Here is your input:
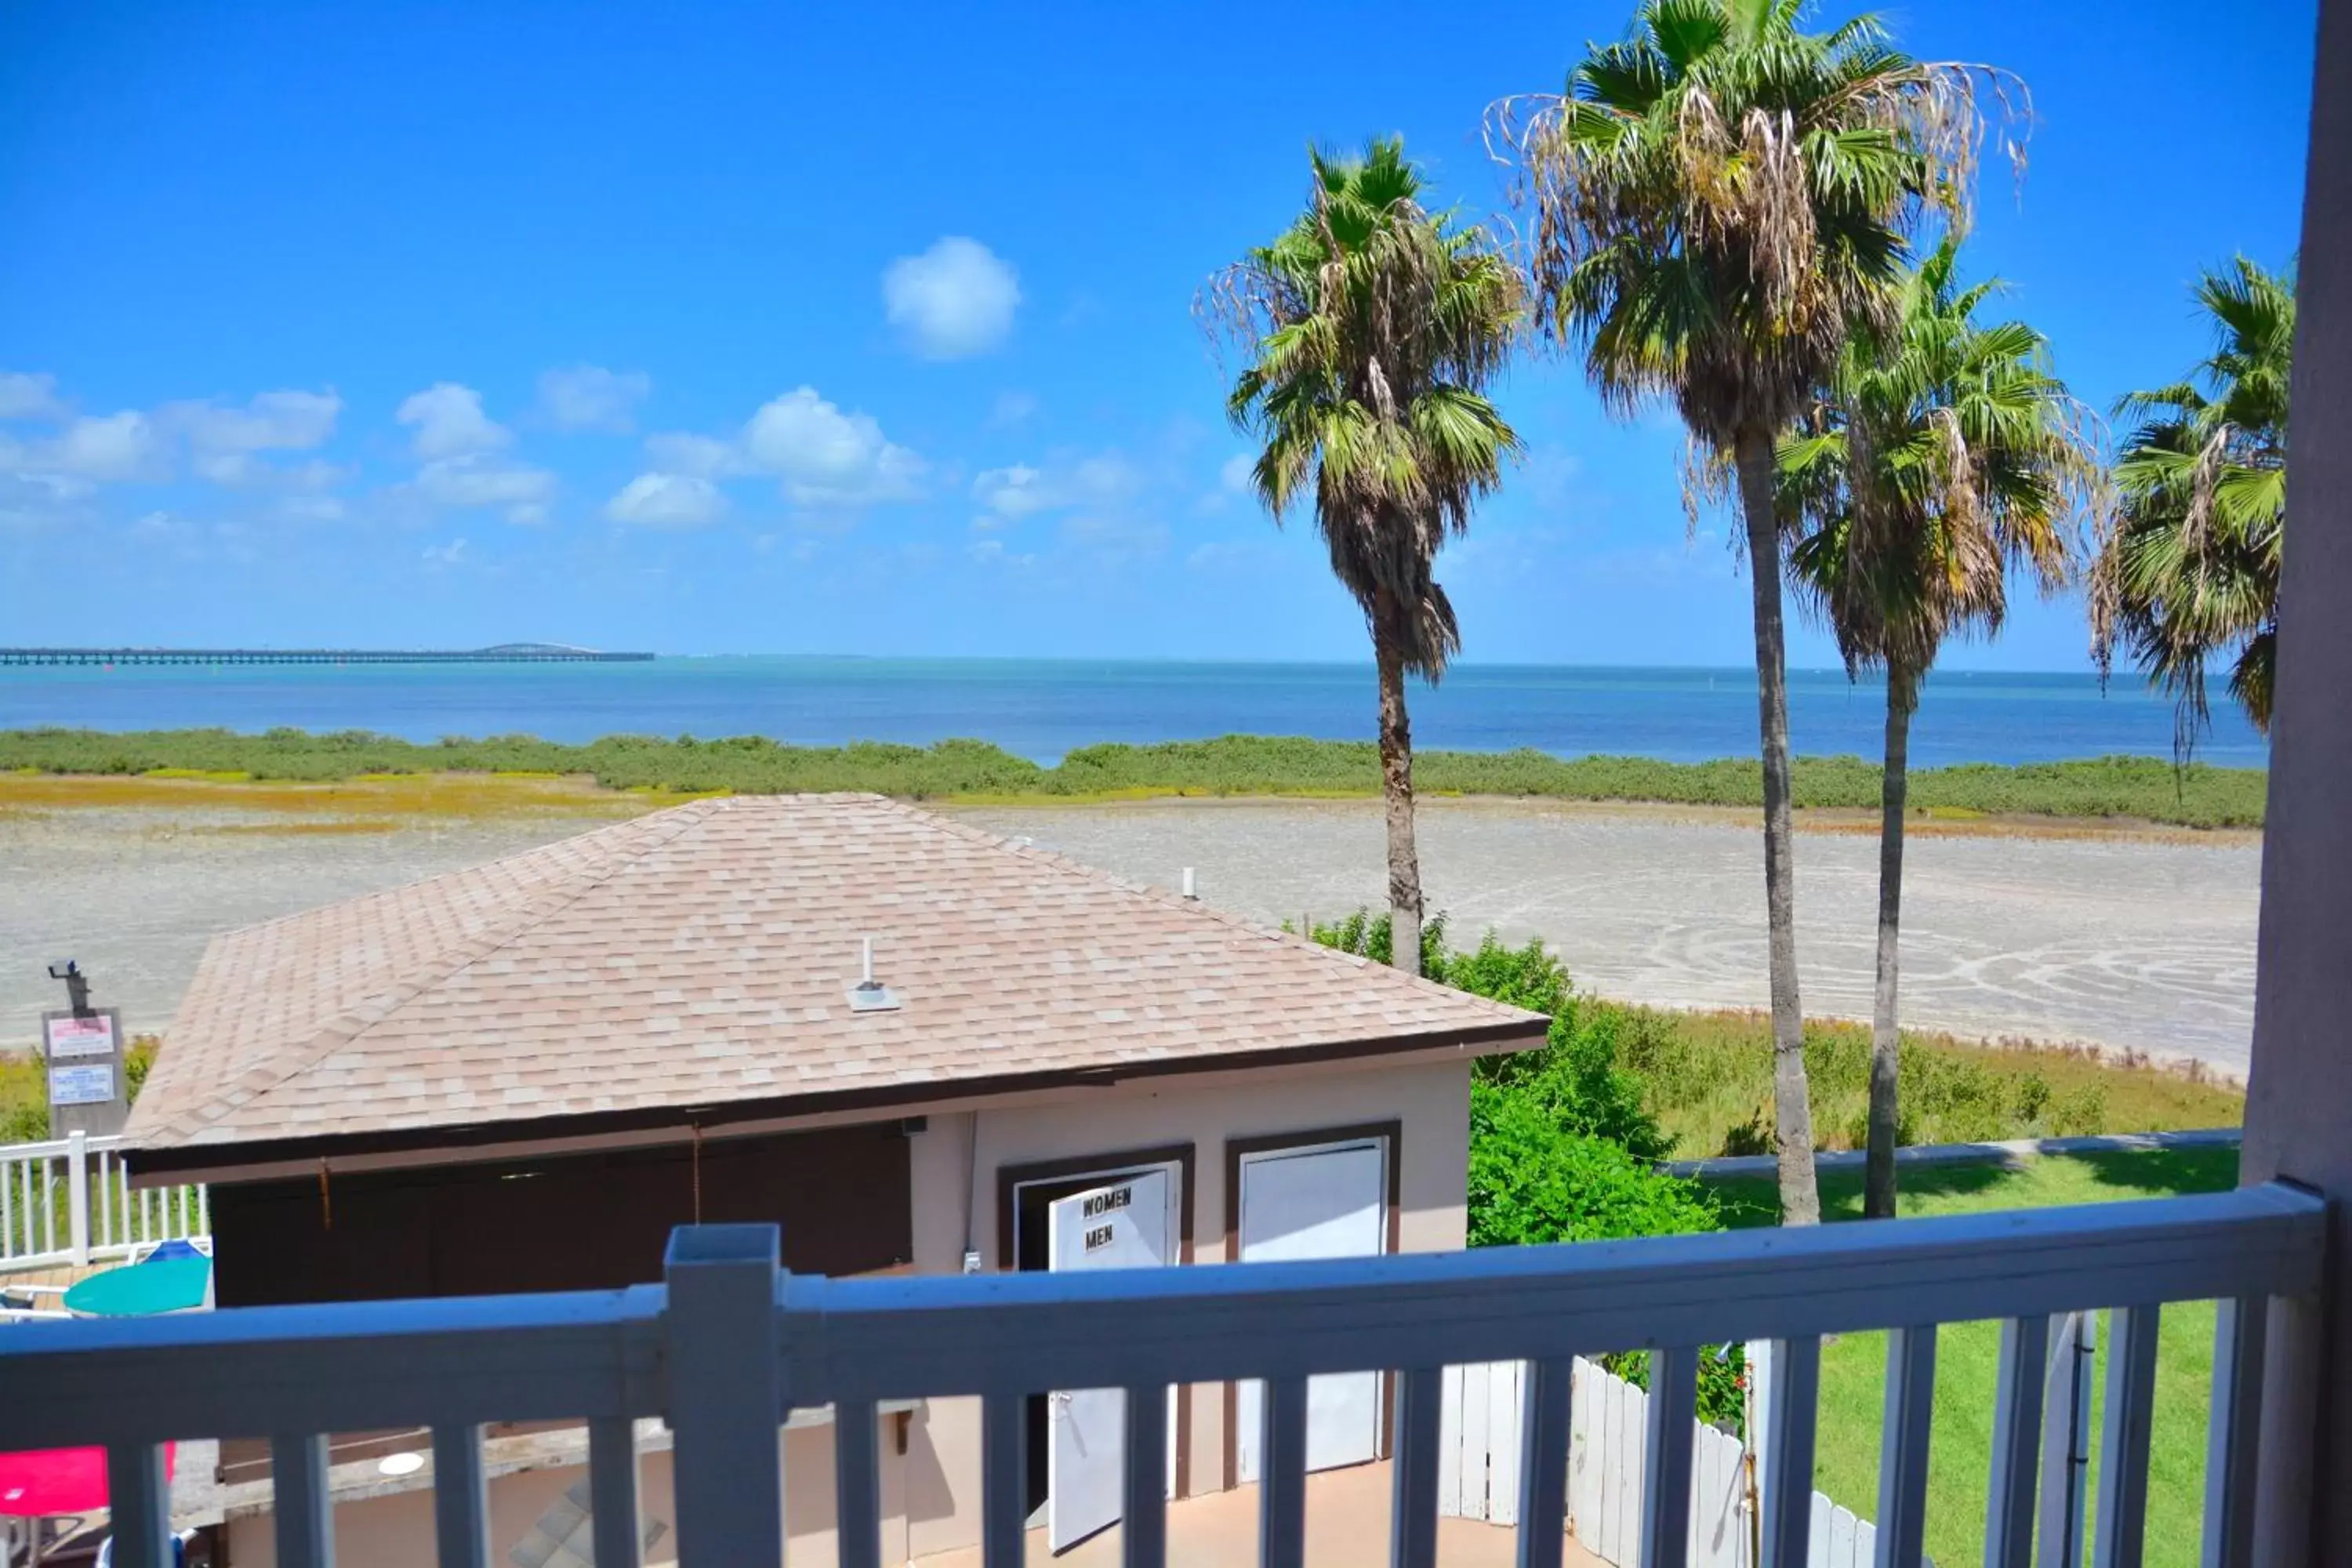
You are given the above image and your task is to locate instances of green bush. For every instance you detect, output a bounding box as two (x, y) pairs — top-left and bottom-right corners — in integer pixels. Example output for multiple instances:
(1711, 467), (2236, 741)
(1467, 1087), (1717, 1247)
(1598, 1343), (1749, 1432)
(1466, 1087), (1746, 1427)
(1299, 909), (1452, 976)
(2049, 1084), (2109, 1136)
(0, 1036), (157, 1142)
(1303, 913), (1671, 1160)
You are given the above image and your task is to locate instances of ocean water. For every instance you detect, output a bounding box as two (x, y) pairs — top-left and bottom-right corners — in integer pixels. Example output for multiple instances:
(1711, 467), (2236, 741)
(0, 658), (2270, 769)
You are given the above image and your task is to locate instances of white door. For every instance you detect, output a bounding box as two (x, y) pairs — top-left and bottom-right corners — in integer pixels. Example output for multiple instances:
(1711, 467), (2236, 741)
(1045, 1168), (1174, 1553)
(1234, 1142), (1386, 1482)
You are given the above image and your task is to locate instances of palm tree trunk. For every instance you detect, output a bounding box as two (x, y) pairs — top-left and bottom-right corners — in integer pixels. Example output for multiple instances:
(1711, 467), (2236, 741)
(1734, 426), (1820, 1227)
(1373, 609), (1425, 976)
(1864, 665), (1916, 1220)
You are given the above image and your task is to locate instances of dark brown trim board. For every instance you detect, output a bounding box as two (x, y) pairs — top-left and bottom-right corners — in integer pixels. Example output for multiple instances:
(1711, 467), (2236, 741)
(129, 1020), (1540, 1182)
(1219, 1120), (1402, 1490)
(995, 1141), (1197, 1497)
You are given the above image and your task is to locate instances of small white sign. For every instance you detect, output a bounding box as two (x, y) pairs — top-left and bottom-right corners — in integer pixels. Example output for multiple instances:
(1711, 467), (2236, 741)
(49, 1062), (115, 1107)
(45, 1013), (116, 1059)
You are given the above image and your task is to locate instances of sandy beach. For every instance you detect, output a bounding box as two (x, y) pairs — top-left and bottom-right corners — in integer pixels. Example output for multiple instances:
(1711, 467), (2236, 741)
(0, 794), (2260, 1072)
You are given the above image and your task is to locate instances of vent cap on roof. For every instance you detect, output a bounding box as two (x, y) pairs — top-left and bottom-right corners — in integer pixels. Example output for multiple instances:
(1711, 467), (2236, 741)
(848, 935), (902, 1013)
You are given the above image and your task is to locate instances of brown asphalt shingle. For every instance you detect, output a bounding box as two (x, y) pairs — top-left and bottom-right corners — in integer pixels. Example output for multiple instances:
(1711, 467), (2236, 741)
(128, 794), (1544, 1152)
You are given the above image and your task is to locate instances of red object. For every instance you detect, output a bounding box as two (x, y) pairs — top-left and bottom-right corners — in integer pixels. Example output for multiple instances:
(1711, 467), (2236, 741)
(0, 1445), (176, 1517)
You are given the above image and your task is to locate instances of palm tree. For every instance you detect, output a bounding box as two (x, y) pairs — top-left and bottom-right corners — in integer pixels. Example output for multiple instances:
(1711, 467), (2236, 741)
(1781, 237), (2089, 1218)
(2092, 257), (2292, 746)
(1497, 0), (2019, 1223)
(1210, 139), (1523, 975)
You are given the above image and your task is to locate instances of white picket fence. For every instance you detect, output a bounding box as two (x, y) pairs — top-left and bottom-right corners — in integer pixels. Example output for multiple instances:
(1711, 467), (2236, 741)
(0, 1131), (209, 1272)
(1437, 1356), (1889, 1568)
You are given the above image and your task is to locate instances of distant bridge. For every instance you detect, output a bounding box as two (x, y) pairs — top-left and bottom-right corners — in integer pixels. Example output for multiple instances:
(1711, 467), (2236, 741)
(0, 644), (655, 666)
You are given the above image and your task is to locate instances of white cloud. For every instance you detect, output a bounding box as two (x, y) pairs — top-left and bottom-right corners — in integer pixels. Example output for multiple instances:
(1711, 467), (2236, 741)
(281, 458), (347, 492)
(397, 383), (510, 459)
(170, 389), (341, 456)
(0, 379), (343, 498)
(0, 469), (93, 529)
(198, 454), (351, 495)
(1186, 539), (1279, 574)
(883, 237), (1021, 359)
(538, 365), (651, 432)
(1, 467), (94, 504)
(988, 390), (1039, 427)
(636, 389), (925, 511)
(411, 456), (556, 524)
(971, 463), (1051, 519)
(1060, 513), (1167, 560)
(46, 412), (160, 481)
(278, 493), (347, 523)
(422, 538), (469, 568)
(165, 389), (343, 486)
(971, 452), (1140, 522)
(742, 387), (925, 505)
(1070, 455), (1139, 502)
(967, 537), (1036, 568)
(1195, 452), (1263, 514)
(643, 431), (744, 479)
(1523, 445), (1584, 510)
(0, 372), (67, 422)
(191, 452), (253, 484)
(606, 472), (727, 528)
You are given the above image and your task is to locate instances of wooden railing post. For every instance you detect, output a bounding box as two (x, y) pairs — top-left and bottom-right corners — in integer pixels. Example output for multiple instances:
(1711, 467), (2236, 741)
(664, 1225), (784, 1567)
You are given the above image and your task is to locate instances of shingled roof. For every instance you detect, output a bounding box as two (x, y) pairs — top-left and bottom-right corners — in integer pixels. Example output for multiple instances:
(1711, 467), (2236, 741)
(127, 794), (1544, 1168)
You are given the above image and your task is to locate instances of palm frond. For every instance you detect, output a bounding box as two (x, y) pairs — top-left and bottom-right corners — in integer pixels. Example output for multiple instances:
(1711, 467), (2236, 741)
(2092, 256), (2291, 742)
(1784, 237), (2093, 687)
(1207, 137), (1526, 676)
(1496, 0), (2028, 462)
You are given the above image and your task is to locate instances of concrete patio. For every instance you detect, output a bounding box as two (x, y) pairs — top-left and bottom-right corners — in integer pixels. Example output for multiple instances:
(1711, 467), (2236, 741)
(910, 1461), (1610, 1567)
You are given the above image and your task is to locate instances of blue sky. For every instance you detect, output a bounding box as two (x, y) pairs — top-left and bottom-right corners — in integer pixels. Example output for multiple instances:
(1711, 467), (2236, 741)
(0, 1), (2319, 667)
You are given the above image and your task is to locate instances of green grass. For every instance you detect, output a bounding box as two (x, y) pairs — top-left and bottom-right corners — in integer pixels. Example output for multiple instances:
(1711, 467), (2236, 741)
(1708, 1149), (2240, 1567)
(1600, 1004), (2242, 1160)
(0, 728), (2270, 827)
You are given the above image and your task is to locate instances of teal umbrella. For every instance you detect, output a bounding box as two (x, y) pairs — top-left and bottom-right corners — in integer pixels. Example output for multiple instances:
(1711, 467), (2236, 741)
(62, 1253), (211, 1317)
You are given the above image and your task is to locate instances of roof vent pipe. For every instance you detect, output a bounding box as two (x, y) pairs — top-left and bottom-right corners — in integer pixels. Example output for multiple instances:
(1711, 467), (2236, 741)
(1181, 867), (1198, 901)
(848, 935), (902, 1012)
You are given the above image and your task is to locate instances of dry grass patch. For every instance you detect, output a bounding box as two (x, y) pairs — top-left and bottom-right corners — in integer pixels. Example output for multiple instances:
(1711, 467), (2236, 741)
(1609, 1004), (2244, 1160)
(0, 771), (672, 821)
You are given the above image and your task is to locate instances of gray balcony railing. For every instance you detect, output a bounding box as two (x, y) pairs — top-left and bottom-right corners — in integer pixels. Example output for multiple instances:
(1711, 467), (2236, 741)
(0, 1181), (2325, 1568)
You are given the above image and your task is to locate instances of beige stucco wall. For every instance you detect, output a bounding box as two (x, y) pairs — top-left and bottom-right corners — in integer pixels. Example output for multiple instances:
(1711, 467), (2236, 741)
(211, 1048), (1477, 1566)
(898, 1051), (1473, 1560)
